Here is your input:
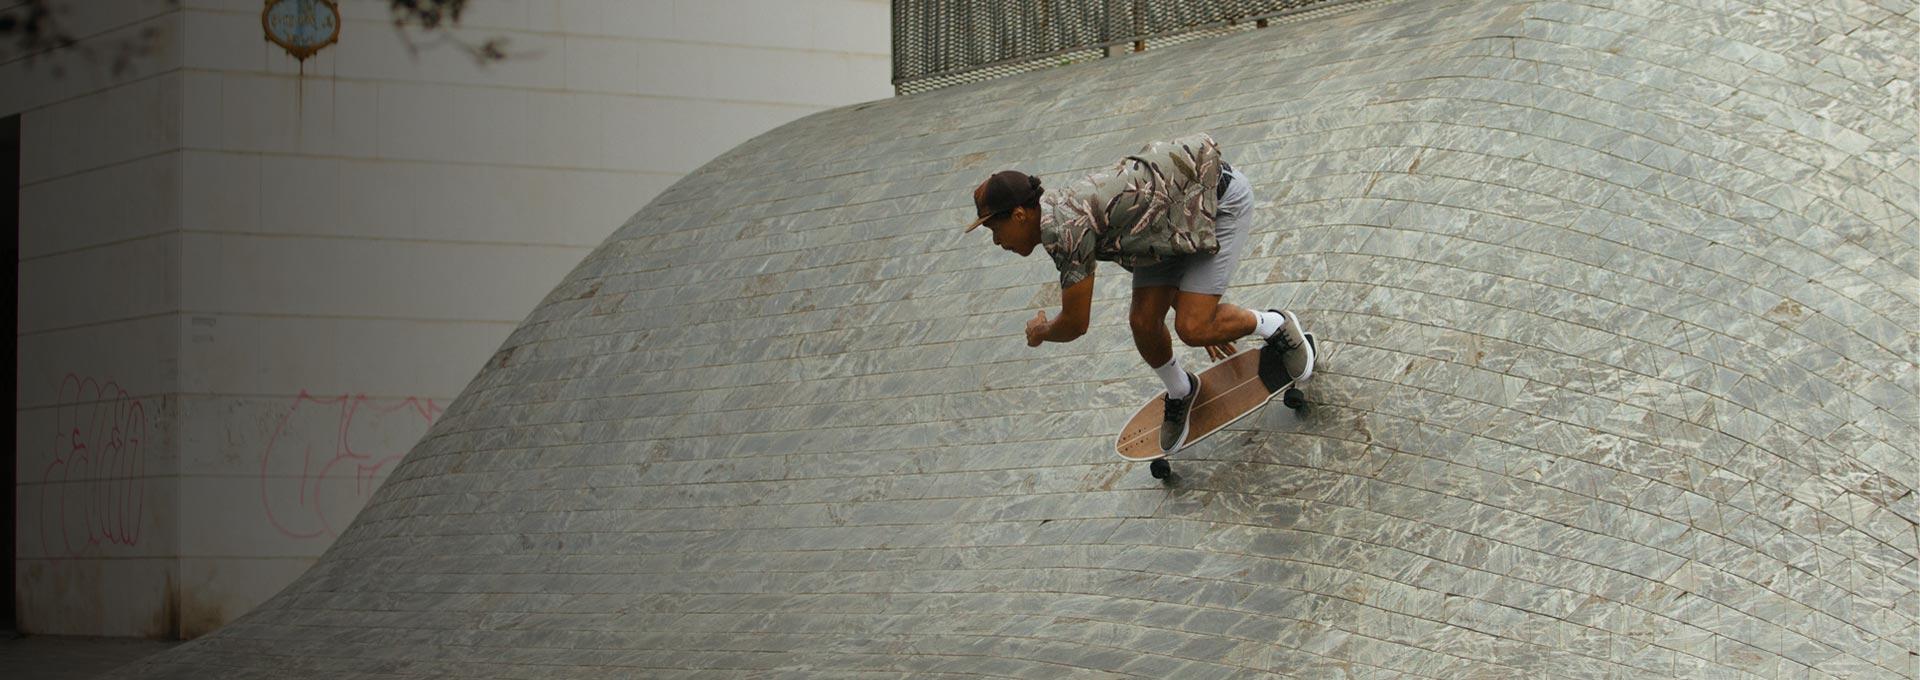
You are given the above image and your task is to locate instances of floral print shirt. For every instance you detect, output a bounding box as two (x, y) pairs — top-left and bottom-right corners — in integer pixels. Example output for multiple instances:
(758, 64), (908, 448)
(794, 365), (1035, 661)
(1040, 133), (1224, 288)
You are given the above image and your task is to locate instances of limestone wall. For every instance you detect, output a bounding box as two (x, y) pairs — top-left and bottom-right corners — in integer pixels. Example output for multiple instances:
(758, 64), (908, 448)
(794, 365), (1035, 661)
(9, 0), (889, 638)
(5, 0), (188, 638)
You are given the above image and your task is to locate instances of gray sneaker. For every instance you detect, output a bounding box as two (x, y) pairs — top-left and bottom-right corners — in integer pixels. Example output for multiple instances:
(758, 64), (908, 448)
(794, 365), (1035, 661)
(1160, 371), (1199, 452)
(1259, 309), (1314, 388)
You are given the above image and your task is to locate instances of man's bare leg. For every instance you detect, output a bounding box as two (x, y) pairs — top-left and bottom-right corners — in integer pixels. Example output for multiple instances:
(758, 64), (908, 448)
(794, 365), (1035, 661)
(1176, 292), (1315, 382)
(1133, 285), (1202, 453)
(1129, 286), (1179, 368)
(1172, 292), (1258, 347)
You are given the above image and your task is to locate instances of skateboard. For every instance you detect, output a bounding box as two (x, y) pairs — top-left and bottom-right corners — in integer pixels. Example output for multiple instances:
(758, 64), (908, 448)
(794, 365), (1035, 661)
(1114, 333), (1316, 481)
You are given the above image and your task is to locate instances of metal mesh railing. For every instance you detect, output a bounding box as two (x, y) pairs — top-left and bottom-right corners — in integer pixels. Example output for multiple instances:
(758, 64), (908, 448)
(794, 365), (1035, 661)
(893, 0), (1362, 95)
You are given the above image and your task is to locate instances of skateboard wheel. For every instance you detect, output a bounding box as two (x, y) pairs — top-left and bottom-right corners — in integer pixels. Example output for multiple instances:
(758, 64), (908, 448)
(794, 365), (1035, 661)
(1149, 459), (1170, 479)
(1283, 388), (1306, 410)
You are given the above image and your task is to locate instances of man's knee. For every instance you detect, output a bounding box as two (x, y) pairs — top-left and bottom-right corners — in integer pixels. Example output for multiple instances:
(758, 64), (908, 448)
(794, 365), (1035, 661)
(1128, 305), (1166, 334)
(1130, 286), (1180, 338)
(1173, 312), (1215, 346)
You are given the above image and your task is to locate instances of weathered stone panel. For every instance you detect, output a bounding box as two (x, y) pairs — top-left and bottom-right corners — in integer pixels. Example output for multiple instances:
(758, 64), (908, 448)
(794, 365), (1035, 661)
(115, 0), (1916, 677)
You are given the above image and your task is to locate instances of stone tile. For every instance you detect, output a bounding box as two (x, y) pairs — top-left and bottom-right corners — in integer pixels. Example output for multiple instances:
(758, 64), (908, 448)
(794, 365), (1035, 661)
(107, 0), (1920, 677)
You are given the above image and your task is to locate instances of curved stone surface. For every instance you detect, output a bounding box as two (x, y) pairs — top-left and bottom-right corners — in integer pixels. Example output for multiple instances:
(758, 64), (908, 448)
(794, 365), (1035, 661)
(121, 1), (1916, 677)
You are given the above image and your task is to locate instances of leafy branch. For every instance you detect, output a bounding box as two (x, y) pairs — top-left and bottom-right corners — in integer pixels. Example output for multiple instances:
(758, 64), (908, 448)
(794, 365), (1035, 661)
(388, 0), (508, 62)
(0, 0), (507, 75)
(0, 0), (169, 76)
(0, 1), (75, 54)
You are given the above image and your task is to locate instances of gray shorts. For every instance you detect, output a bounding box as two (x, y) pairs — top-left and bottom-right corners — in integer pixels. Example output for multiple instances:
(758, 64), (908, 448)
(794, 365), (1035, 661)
(1129, 166), (1256, 295)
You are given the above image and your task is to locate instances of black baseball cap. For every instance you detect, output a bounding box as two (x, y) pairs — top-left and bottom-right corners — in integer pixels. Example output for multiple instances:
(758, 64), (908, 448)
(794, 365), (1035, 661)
(964, 170), (1040, 232)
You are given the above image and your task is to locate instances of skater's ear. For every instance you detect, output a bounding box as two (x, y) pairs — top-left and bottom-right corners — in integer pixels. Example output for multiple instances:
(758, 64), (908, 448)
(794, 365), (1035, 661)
(1014, 204), (1041, 229)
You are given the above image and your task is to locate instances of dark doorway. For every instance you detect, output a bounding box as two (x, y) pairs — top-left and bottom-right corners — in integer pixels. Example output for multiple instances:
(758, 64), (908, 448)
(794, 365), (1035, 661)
(2, 114), (18, 631)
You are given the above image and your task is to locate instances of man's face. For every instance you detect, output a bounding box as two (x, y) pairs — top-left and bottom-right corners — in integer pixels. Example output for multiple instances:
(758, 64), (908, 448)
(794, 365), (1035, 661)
(985, 207), (1039, 256)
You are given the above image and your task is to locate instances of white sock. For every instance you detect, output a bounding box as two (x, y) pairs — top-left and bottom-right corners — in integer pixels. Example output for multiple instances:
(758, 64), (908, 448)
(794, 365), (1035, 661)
(1154, 357), (1192, 399)
(1253, 310), (1286, 339)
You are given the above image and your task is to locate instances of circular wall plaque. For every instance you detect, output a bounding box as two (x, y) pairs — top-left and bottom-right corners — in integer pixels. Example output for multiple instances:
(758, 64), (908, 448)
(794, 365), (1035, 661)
(262, 0), (341, 61)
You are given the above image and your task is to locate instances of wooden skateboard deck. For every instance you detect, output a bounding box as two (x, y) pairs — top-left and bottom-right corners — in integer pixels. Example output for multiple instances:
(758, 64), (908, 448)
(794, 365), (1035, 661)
(1115, 333), (1316, 468)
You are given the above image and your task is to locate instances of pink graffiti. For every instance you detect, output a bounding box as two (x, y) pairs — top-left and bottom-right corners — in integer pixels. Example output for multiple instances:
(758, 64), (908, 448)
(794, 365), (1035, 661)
(259, 391), (443, 540)
(41, 374), (149, 559)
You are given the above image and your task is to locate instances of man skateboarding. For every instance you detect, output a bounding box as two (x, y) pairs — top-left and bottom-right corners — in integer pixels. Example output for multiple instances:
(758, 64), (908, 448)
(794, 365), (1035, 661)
(965, 132), (1316, 453)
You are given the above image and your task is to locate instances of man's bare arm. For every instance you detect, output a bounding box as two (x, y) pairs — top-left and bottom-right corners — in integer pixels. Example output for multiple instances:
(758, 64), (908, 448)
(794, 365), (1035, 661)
(1026, 273), (1095, 345)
